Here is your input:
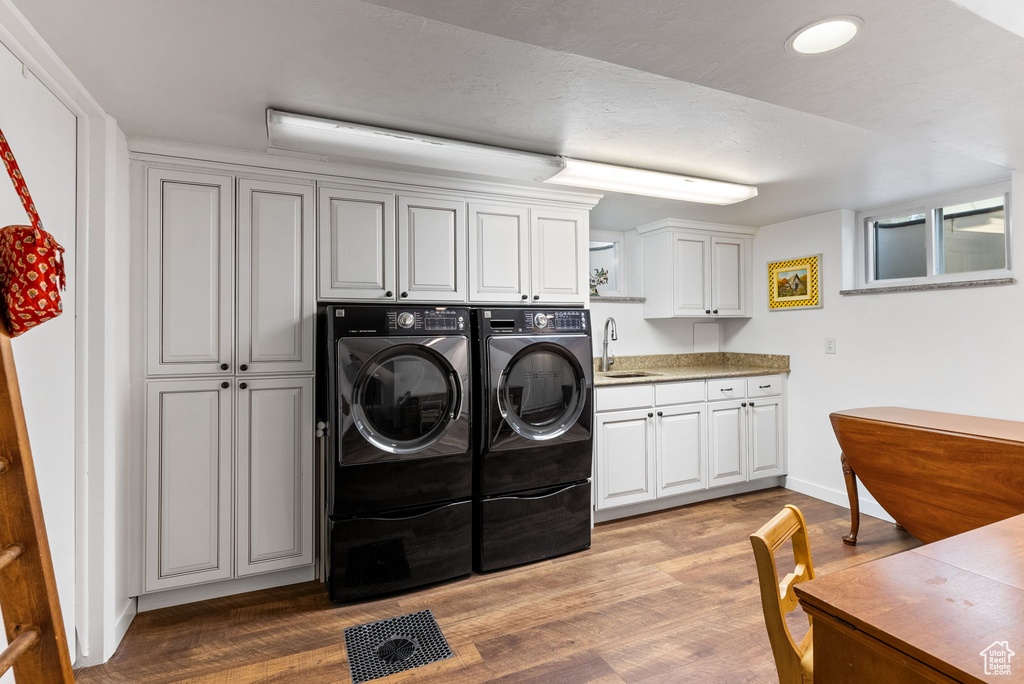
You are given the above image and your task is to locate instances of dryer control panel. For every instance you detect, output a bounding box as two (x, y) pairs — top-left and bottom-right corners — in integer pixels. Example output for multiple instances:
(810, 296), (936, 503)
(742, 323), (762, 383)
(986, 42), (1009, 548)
(478, 308), (590, 335)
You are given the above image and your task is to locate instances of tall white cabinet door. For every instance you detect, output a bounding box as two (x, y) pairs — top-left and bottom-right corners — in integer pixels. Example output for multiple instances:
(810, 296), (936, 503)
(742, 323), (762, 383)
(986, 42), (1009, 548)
(749, 397), (784, 479)
(708, 400), (747, 486)
(318, 185), (396, 301)
(147, 169), (234, 376)
(236, 377), (314, 576)
(397, 195), (467, 302)
(672, 234), (711, 317)
(595, 409), (656, 510)
(468, 203), (530, 303)
(145, 380), (232, 591)
(656, 405), (707, 496)
(237, 179), (315, 375)
(530, 207), (588, 304)
(711, 237), (747, 317)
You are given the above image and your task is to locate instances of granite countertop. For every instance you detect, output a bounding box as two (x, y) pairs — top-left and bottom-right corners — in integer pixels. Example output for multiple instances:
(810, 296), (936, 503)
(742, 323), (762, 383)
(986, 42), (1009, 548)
(593, 352), (789, 387)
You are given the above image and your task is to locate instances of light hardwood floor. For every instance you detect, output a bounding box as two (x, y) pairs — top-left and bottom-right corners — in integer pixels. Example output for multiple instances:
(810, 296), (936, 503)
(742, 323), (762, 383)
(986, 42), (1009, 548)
(76, 488), (919, 683)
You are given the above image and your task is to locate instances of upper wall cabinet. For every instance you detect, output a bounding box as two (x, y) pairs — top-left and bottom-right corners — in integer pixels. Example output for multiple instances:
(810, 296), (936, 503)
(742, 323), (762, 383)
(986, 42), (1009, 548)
(398, 195), (467, 302)
(146, 168), (315, 376)
(468, 203), (530, 303)
(638, 220), (755, 319)
(318, 185), (396, 301)
(530, 207), (588, 304)
(147, 169), (235, 376)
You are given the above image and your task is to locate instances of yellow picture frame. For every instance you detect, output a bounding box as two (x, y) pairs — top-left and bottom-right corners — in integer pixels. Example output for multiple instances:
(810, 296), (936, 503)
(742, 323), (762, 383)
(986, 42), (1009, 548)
(768, 254), (821, 310)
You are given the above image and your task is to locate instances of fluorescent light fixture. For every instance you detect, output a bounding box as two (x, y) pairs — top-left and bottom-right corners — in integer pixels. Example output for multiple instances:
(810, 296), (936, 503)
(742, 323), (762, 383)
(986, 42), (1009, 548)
(266, 109), (561, 180)
(786, 16), (863, 55)
(544, 158), (758, 205)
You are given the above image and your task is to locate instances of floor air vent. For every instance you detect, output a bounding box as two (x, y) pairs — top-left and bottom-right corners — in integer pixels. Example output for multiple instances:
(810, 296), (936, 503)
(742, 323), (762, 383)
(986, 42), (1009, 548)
(344, 609), (453, 683)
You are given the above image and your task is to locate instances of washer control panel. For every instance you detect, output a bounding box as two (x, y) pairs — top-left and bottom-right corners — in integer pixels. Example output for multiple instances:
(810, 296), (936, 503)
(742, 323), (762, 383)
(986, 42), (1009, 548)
(480, 308), (589, 334)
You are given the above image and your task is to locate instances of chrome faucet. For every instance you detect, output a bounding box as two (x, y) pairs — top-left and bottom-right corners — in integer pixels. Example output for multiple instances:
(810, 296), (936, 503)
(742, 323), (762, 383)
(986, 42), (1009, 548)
(602, 317), (617, 372)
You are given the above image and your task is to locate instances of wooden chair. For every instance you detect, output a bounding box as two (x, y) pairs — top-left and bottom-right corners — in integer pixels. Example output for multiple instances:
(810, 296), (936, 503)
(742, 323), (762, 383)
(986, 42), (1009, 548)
(750, 504), (815, 684)
(0, 315), (74, 683)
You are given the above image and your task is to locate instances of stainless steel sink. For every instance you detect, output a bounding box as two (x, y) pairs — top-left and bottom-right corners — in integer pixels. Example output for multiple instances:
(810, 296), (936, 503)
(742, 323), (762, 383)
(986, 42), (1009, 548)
(601, 371), (663, 378)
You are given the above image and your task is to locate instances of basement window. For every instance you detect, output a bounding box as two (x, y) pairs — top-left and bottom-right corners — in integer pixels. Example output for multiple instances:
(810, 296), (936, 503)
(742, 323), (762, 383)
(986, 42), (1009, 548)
(857, 182), (1011, 290)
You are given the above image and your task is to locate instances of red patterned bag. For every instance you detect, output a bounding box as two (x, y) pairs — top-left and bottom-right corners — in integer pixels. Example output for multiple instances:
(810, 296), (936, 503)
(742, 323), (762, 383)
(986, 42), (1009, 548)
(0, 126), (66, 336)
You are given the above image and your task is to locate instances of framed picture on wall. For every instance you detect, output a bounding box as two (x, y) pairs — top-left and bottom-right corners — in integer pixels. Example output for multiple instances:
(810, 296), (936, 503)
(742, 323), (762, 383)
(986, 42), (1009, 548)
(589, 230), (626, 297)
(768, 253), (822, 310)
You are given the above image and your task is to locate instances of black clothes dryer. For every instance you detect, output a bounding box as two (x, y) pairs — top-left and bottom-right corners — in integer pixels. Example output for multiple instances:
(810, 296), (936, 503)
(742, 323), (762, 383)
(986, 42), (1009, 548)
(472, 307), (594, 572)
(321, 304), (472, 602)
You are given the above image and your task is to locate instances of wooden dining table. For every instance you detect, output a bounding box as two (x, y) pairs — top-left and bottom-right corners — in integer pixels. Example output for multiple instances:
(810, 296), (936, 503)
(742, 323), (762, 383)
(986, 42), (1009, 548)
(795, 513), (1024, 683)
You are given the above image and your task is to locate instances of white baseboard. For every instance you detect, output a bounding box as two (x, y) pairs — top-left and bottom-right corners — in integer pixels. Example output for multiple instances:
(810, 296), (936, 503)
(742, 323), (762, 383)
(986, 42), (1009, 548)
(594, 477), (784, 523)
(136, 565), (315, 612)
(782, 476), (895, 523)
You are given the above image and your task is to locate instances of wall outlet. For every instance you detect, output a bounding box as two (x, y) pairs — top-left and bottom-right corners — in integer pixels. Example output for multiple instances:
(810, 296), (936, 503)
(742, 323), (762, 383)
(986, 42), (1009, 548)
(825, 337), (836, 355)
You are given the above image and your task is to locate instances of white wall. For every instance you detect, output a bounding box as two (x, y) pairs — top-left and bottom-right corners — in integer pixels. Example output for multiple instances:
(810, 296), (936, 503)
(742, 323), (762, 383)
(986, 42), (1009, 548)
(588, 301), (711, 358)
(722, 172), (1024, 516)
(0, 36), (78, 675)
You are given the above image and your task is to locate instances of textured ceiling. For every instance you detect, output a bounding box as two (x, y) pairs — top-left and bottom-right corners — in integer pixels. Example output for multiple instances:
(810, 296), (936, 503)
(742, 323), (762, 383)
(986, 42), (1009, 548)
(12, 0), (1019, 227)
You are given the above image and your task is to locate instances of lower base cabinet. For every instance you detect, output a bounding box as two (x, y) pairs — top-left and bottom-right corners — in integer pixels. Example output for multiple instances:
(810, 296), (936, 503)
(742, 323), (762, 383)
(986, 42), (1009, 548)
(145, 376), (314, 593)
(595, 376), (785, 514)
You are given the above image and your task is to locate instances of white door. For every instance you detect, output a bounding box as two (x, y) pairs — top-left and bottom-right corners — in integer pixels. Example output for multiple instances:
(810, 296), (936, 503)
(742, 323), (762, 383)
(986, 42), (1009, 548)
(147, 168), (234, 375)
(595, 409), (656, 510)
(468, 202), (530, 303)
(237, 178), (315, 375)
(530, 207), (587, 305)
(748, 397), (784, 479)
(673, 233), (711, 317)
(145, 380), (233, 591)
(711, 236), (747, 317)
(397, 195), (467, 302)
(656, 404), (707, 496)
(318, 185), (396, 301)
(236, 377), (314, 576)
(708, 399), (747, 486)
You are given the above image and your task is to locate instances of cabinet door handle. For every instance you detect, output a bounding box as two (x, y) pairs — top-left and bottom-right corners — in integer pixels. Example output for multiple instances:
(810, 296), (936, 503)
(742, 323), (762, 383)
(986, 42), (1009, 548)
(648, 412), (654, 418)
(657, 411), (663, 417)
(741, 402), (747, 407)
(533, 295), (540, 301)
(385, 290), (393, 297)
(239, 382), (248, 390)
(750, 401), (755, 406)
(705, 309), (711, 314)
(400, 291), (409, 298)
(720, 388), (733, 392)
(221, 381), (230, 389)
(220, 363), (229, 371)
(239, 364), (248, 372)
(759, 384), (771, 389)
(712, 309), (718, 314)
(521, 294), (528, 300)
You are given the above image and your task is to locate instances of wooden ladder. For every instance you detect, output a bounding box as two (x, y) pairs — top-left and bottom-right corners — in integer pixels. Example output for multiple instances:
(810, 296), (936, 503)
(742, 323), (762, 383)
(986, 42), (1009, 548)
(0, 315), (74, 682)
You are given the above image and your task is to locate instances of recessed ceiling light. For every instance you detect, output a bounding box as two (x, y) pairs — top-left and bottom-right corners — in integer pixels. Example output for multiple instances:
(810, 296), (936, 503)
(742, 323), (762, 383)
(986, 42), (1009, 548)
(786, 16), (863, 55)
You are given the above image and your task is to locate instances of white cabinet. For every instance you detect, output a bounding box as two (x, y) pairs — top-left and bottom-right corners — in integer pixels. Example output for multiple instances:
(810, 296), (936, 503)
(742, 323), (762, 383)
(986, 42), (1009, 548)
(638, 221), (754, 319)
(146, 168), (234, 376)
(238, 179), (315, 375)
(145, 380), (233, 591)
(708, 399), (747, 486)
(468, 202), (530, 303)
(749, 396), (784, 479)
(397, 195), (467, 302)
(595, 409), (656, 510)
(317, 185), (396, 301)
(656, 404), (707, 496)
(594, 375), (786, 517)
(236, 377), (314, 576)
(530, 207), (588, 305)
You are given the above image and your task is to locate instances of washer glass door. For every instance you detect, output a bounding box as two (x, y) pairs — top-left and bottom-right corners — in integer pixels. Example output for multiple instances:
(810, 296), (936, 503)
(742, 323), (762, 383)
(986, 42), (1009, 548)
(498, 342), (586, 441)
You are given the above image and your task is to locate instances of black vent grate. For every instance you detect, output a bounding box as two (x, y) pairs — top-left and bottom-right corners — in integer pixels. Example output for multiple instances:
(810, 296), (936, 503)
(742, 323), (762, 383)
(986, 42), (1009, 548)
(344, 610), (453, 683)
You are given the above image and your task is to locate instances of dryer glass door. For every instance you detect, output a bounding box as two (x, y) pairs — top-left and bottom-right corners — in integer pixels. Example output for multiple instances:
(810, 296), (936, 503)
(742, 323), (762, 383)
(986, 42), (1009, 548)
(339, 336), (468, 462)
(497, 341), (587, 441)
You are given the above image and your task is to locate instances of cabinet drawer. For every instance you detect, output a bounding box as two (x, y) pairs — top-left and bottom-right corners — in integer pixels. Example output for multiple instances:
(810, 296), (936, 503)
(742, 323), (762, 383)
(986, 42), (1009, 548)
(654, 381), (705, 406)
(747, 375), (783, 398)
(596, 384), (654, 412)
(707, 378), (746, 401)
